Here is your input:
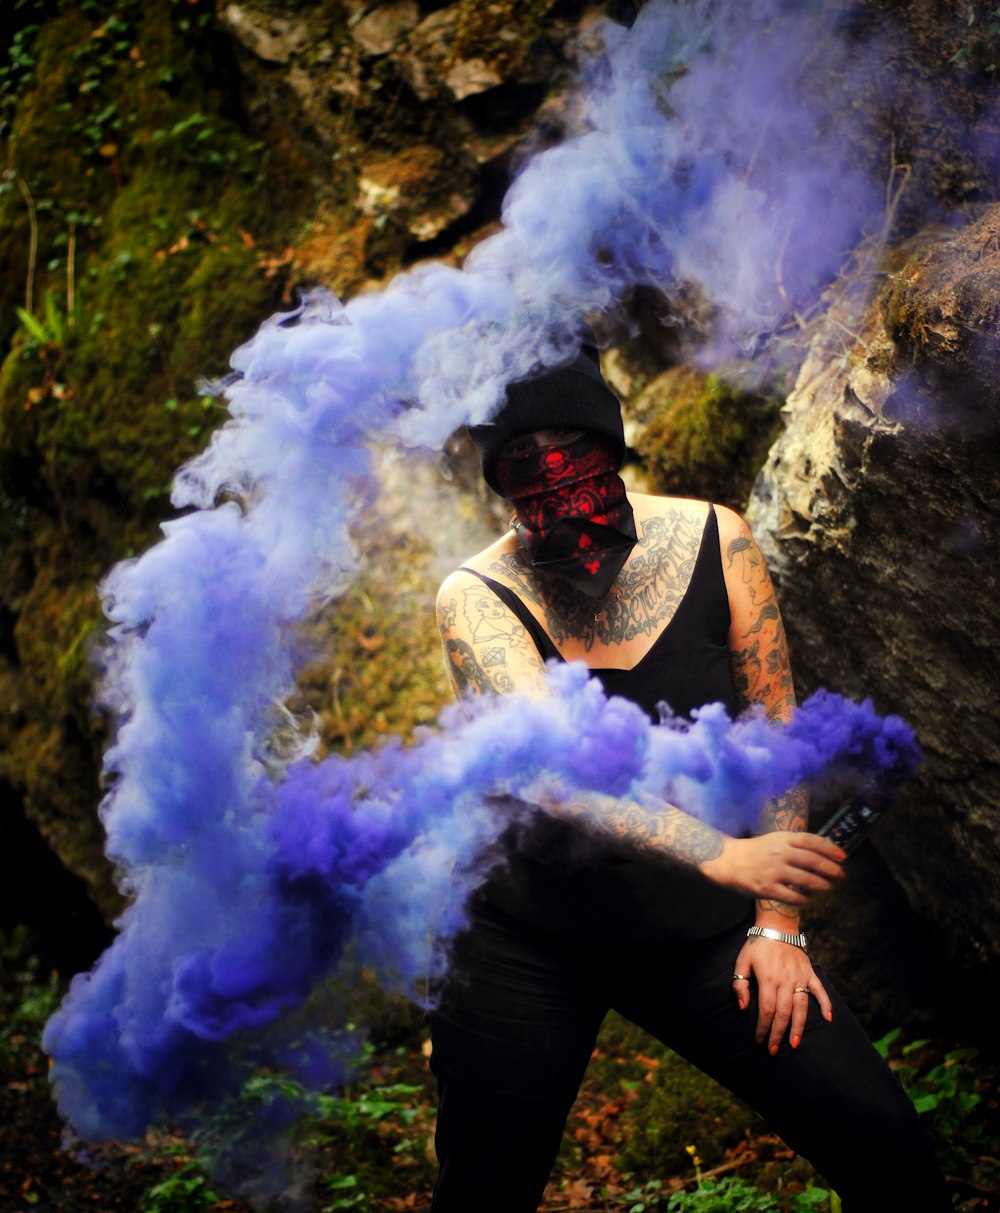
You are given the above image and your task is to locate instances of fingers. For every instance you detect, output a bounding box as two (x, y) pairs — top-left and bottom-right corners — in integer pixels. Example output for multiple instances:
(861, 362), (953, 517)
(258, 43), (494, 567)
(753, 977), (833, 1053)
(791, 832), (847, 862)
(704, 834), (847, 902)
(786, 835), (847, 880)
(788, 985), (810, 1050)
(765, 835), (847, 903)
(757, 986), (788, 1054)
(731, 971), (750, 1011)
(811, 978), (834, 1025)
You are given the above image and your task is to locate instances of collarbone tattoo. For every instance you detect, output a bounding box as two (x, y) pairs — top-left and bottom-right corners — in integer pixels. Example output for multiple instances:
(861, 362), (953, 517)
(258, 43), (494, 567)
(488, 507), (705, 648)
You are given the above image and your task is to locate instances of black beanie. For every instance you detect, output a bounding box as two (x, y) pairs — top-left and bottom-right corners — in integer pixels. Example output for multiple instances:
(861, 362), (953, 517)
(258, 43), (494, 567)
(468, 346), (626, 494)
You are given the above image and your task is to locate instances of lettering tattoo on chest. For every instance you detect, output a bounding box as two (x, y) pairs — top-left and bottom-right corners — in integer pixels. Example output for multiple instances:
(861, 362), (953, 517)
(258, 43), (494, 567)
(489, 508), (705, 649)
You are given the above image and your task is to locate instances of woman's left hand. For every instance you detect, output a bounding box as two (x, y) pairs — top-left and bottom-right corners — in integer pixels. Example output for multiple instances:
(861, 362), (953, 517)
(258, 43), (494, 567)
(731, 937), (832, 1053)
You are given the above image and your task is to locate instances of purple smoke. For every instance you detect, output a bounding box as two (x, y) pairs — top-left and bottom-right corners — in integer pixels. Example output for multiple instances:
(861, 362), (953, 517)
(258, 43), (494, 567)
(41, 0), (950, 1188)
(44, 664), (921, 1144)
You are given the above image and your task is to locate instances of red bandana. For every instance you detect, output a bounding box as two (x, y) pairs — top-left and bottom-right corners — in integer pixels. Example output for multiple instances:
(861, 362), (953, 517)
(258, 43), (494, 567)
(494, 433), (637, 599)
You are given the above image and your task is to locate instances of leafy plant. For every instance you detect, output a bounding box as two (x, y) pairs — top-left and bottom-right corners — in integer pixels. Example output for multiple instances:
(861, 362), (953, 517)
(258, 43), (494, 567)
(16, 288), (71, 349)
(874, 1028), (989, 1172)
(140, 1151), (221, 1213)
(623, 1175), (667, 1210)
(665, 1175), (834, 1212)
(950, 5), (1000, 72)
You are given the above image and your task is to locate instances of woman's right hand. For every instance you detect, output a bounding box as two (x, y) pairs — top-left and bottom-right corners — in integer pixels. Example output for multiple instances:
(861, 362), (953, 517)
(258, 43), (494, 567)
(700, 832), (846, 904)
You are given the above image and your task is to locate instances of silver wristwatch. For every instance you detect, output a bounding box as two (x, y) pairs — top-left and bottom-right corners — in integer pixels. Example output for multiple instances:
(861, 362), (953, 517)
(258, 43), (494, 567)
(746, 925), (808, 949)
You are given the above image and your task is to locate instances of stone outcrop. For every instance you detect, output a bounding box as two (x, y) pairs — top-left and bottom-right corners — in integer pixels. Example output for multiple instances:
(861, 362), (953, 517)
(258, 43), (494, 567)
(746, 207), (1000, 1036)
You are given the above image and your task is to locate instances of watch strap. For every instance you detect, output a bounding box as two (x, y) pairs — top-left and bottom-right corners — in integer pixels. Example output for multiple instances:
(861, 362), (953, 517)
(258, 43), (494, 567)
(747, 925), (808, 949)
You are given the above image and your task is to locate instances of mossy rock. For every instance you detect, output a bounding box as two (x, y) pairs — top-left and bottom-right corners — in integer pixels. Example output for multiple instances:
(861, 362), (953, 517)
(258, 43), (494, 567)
(288, 527), (452, 757)
(879, 204), (1000, 421)
(0, 2), (317, 919)
(630, 366), (782, 512)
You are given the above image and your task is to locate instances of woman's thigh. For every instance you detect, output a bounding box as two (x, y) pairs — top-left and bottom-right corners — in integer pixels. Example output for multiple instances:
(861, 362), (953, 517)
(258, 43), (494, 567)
(427, 909), (608, 1212)
(429, 906), (606, 1094)
(610, 926), (949, 1211)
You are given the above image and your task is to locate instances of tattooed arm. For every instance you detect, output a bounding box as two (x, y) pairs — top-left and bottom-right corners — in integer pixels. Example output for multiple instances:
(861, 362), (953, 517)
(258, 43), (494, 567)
(436, 568), (549, 702)
(521, 782), (843, 905)
(718, 503), (806, 870)
(716, 506), (844, 1051)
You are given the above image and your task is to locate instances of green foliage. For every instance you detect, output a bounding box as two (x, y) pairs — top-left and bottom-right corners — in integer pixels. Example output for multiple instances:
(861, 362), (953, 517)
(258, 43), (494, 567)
(144, 1005), (436, 1213)
(664, 1176), (834, 1212)
(950, 5), (1000, 73)
(0, 0), (316, 919)
(874, 1027), (992, 1174)
(2, 959), (991, 1213)
(307, 1075), (430, 1211)
(140, 1150), (221, 1213)
(15, 289), (72, 349)
(0, 3), (45, 137)
(0, 927), (63, 1072)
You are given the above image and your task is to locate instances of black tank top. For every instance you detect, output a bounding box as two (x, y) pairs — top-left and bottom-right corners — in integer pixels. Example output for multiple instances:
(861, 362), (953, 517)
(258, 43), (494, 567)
(460, 503), (750, 941)
(459, 504), (740, 722)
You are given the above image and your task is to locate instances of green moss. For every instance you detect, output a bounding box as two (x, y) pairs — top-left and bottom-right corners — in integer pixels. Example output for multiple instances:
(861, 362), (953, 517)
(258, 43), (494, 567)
(0, 0), (317, 916)
(633, 367), (783, 512)
(288, 529), (452, 757)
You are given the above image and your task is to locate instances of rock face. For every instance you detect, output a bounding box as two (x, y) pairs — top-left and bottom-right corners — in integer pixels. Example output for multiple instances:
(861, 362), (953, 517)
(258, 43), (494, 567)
(0, 0), (597, 939)
(217, 0), (581, 295)
(746, 207), (1000, 1039)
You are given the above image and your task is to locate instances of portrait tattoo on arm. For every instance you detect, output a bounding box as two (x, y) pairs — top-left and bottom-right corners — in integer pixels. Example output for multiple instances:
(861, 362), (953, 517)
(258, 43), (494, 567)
(442, 637), (514, 697)
(725, 532), (795, 720)
(437, 587), (522, 698)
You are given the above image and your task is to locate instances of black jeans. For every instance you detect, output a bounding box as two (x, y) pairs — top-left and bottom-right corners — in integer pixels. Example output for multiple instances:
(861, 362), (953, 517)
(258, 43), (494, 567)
(427, 903), (950, 1213)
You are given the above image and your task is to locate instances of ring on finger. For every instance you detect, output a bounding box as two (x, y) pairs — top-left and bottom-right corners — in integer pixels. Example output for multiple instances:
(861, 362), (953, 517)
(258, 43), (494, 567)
(793, 986), (809, 994)
(732, 973), (748, 982)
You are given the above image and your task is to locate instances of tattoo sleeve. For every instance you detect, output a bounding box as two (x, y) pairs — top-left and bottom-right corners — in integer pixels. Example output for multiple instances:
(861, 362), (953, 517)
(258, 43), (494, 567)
(726, 531), (795, 720)
(442, 636), (513, 697)
(724, 521), (808, 919)
(530, 786), (725, 871)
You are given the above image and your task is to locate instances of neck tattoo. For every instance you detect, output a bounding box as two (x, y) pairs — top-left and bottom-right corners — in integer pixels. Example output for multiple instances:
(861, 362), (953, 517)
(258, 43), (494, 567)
(594, 586), (619, 624)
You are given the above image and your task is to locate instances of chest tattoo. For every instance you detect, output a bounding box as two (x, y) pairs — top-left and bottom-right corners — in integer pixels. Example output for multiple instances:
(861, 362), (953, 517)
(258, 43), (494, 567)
(487, 508), (705, 649)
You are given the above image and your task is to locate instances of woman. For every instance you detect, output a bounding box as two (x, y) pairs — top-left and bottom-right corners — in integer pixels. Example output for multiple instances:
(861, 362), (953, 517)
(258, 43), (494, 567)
(430, 344), (948, 1211)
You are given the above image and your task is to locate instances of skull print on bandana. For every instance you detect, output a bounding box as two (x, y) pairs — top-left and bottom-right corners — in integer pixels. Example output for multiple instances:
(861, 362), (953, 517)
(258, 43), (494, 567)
(494, 432), (638, 599)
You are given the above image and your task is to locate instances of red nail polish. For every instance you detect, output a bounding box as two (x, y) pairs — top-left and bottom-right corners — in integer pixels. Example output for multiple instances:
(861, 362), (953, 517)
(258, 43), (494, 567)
(737, 999), (746, 1010)
(824, 1009), (833, 1021)
(769, 1044), (779, 1056)
(791, 1034), (800, 1049)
